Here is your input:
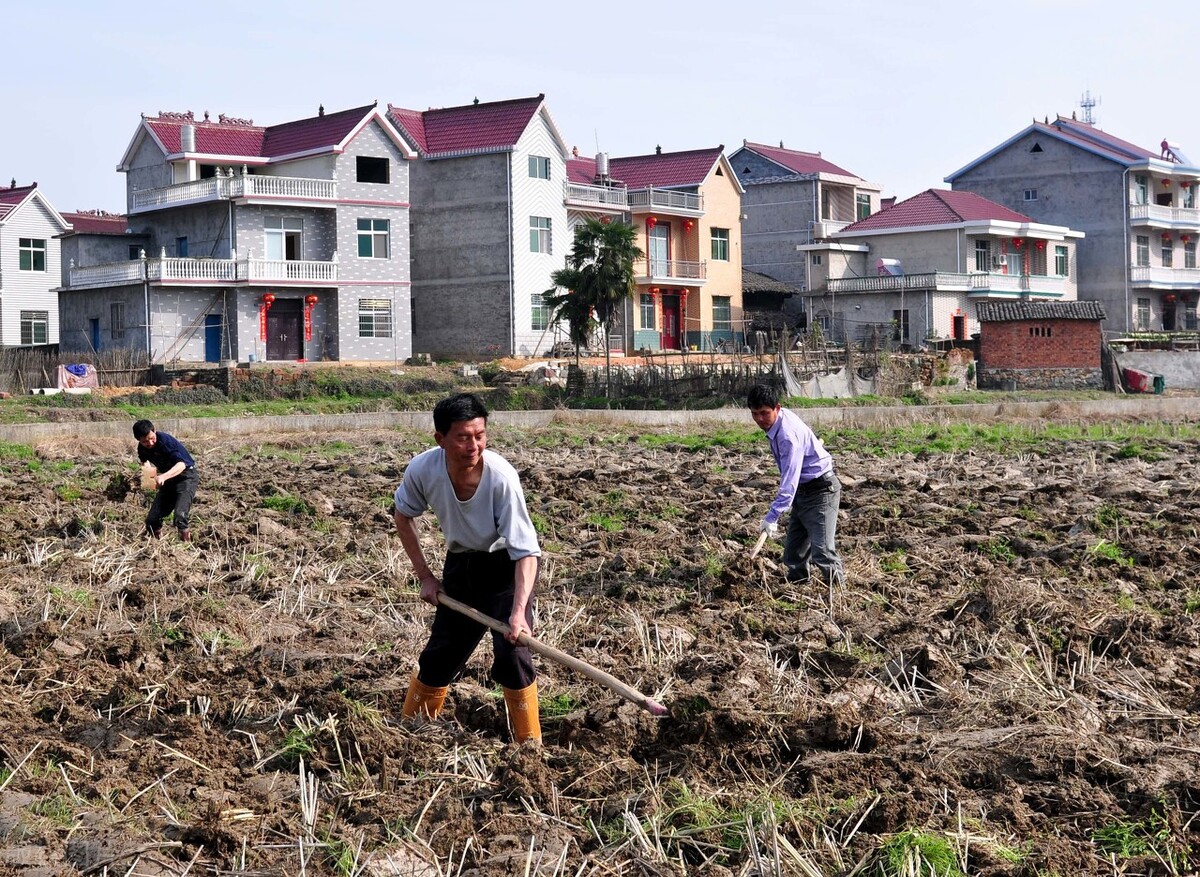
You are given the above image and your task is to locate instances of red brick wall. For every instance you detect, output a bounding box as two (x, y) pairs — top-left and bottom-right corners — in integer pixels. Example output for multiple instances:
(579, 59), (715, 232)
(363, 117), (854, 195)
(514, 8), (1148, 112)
(979, 320), (1101, 369)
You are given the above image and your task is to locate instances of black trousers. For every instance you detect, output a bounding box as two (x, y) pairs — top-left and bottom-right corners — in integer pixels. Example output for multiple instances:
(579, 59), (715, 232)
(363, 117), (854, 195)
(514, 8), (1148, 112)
(146, 467), (199, 533)
(417, 550), (536, 690)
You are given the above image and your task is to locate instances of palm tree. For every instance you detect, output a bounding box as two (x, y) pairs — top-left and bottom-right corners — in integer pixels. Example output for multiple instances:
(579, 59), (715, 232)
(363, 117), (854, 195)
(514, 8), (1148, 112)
(544, 218), (642, 391)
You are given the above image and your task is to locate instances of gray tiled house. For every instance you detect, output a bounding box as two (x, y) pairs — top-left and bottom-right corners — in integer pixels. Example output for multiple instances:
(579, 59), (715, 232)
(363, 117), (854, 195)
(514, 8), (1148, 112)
(59, 104), (416, 363)
(946, 115), (1200, 334)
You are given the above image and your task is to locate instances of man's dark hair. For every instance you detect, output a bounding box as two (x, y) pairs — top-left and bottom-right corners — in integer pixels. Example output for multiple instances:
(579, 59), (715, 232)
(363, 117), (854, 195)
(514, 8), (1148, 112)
(747, 384), (779, 410)
(132, 419), (154, 440)
(433, 393), (489, 434)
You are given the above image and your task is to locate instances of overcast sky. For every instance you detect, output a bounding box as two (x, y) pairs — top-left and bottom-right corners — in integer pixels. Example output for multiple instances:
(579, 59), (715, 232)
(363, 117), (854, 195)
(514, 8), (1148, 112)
(4, 0), (1193, 213)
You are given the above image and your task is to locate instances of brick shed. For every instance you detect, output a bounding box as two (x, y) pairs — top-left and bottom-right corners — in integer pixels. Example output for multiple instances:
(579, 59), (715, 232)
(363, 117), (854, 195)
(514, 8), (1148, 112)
(976, 300), (1107, 390)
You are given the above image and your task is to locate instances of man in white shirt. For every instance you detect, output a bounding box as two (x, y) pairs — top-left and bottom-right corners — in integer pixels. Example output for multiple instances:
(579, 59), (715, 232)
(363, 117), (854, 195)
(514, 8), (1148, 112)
(393, 393), (543, 743)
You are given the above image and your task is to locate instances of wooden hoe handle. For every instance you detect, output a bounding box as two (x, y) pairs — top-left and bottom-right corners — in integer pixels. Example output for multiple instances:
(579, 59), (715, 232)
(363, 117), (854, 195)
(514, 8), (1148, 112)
(435, 592), (668, 716)
(749, 530), (769, 559)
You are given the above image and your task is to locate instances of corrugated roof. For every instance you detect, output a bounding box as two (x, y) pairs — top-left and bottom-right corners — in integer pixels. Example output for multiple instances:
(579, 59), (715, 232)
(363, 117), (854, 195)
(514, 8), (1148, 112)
(976, 300), (1107, 322)
(840, 189), (1032, 232)
(739, 141), (860, 178)
(61, 211), (130, 235)
(388, 95), (543, 157)
(608, 147), (723, 189)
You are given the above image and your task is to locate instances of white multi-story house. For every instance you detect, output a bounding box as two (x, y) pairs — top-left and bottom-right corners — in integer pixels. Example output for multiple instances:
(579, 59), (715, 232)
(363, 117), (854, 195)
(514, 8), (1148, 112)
(800, 189), (1084, 345)
(0, 182), (71, 347)
(946, 114), (1200, 334)
(388, 95), (570, 358)
(59, 103), (416, 363)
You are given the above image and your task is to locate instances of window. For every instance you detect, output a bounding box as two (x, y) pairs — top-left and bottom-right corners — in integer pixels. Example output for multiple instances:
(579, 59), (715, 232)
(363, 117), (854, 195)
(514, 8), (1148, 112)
(1023, 189), (1038, 201)
(810, 253), (822, 266)
(20, 311), (49, 345)
(1186, 241), (1197, 268)
(110, 302), (126, 339)
(1134, 175), (1149, 205)
(128, 245), (142, 260)
(856, 193), (871, 220)
(357, 219), (390, 258)
(529, 216), (552, 254)
(640, 294), (655, 330)
(1055, 245), (1069, 277)
(710, 228), (729, 261)
(1162, 239), (1174, 268)
(1136, 235), (1150, 267)
(974, 239), (991, 272)
(1136, 297), (1151, 330)
(1186, 302), (1198, 331)
(712, 296), (731, 332)
(531, 293), (550, 332)
(356, 156), (390, 184)
(528, 156), (550, 180)
(1029, 142), (1043, 154)
(265, 216), (303, 260)
(1184, 185), (1196, 209)
(892, 309), (909, 343)
(175, 236), (188, 257)
(18, 238), (46, 271)
(358, 299), (393, 337)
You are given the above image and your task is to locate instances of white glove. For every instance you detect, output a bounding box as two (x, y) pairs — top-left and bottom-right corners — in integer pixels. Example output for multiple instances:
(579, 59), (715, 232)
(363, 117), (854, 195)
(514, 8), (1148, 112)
(760, 520), (779, 538)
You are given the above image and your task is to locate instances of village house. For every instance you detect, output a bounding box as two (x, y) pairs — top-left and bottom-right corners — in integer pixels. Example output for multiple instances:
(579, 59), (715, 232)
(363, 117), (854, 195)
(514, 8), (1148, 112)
(0, 182), (71, 348)
(567, 146), (746, 352)
(946, 114), (1200, 335)
(800, 189), (1084, 346)
(975, 300), (1107, 390)
(729, 141), (881, 327)
(59, 103), (415, 364)
(388, 95), (569, 359)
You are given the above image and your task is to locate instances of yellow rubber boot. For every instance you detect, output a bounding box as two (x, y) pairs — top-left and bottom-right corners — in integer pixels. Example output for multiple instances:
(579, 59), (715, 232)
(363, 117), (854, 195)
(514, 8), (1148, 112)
(503, 681), (542, 744)
(401, 674), (448, 720)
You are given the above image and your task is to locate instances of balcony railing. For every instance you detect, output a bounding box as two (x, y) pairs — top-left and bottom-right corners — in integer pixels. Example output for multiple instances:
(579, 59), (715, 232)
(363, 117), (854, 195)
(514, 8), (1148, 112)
(1129, 203), (1200, 227)
(131, 175), (338, 211)
(69, 257), (338, 288)
(627, 187), (703, 213)
(641, 259), (706, 281)
(563, 182), (629, 210)
(826, 271), (1067, 295)
(1131, 265), (1200, 286)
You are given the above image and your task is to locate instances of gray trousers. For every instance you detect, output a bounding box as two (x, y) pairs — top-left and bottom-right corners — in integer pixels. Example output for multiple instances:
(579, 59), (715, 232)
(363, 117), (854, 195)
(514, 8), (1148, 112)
(783, 472), (844, 586)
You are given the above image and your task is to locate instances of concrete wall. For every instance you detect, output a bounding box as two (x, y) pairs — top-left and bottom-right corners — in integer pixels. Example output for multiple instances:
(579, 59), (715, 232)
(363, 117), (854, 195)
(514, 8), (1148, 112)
(950, 131), (1129, 331)
(1115, 349), (1200, 389)
(59, 284), (149, 357)
(409, 152), (512, 358)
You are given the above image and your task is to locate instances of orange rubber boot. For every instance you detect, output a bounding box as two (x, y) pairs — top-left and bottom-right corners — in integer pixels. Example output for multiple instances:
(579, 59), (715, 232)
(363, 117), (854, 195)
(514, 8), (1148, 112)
(401, 674), (448, 720)
(503, 681), (542, 744)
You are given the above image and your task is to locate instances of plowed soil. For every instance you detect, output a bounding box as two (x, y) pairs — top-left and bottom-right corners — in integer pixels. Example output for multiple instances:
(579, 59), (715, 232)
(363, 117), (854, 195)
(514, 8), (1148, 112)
(1, 417), (1197, 876)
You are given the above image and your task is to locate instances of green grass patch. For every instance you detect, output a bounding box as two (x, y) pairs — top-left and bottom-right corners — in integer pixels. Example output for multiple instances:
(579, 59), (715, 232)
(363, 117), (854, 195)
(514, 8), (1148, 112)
(262, 494), (316, 516)
(584, 512), (625, 532)
(983, 538), (1016, 563)
(878, 828), (964, 877)
(541, 693), (580, 718)
(637, 426), (761, 452)
(1090, 539), (1134, 567)
(880, 549), (909, 574)
(1091, 809), (1191, 871)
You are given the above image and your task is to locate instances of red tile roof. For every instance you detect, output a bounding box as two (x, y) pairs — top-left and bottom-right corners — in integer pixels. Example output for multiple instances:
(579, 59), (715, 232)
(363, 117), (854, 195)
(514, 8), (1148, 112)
(1049, 117), (1159, 163)
(840, 189), (1032, 233)
(61, 211), (130, 235)
(141, 104), (379, 160)
(388, 95), (543, 157)
(740, 141), (860, 178)
(0, 183), (37, 220)
(567, 156), (597, 184)
(608, 147), (723, 189)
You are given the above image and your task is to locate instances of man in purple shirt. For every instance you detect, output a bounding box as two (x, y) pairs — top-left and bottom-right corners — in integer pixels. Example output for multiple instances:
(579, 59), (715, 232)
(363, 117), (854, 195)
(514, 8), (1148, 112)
(748, 384), (844, 588)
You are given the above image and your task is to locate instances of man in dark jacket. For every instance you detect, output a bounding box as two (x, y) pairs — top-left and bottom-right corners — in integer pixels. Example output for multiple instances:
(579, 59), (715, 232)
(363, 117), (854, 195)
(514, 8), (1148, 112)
(133, 419), (198, 542)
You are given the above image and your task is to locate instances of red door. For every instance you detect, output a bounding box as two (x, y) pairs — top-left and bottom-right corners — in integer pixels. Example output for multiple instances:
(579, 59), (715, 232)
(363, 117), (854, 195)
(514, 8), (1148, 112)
(661, 293), (680, 349)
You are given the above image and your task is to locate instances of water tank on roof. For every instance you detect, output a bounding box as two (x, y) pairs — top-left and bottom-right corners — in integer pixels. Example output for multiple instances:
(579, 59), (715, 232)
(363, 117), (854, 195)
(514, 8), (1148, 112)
(180, 124), (196, 153)
(596, 152), (609, 178)
(877, 258), (904, 277)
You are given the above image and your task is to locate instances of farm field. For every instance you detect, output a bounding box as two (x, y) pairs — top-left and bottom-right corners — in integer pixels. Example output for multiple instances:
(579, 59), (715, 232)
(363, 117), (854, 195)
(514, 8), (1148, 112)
(0, 415), (1197, 876)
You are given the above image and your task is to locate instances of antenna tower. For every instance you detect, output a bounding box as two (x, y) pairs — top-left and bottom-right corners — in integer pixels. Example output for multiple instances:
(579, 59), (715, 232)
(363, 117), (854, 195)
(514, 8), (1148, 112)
(1079, 89), (1100, 125)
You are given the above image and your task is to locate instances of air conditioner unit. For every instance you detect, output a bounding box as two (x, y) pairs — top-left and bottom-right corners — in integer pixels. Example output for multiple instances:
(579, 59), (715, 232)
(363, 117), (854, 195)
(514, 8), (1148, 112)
(991, 253), (1008, 268)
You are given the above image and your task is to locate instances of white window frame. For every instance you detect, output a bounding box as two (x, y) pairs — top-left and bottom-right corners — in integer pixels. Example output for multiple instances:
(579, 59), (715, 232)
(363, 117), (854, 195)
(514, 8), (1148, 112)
(1162, 239), (1174, 268)
(19, 238), (46, 272)
(974, 239), (990, 272)
(1054, 245), (1069, 277)
(357, 219), (390, 259)
(110, 302), (126, 339)
(265, 216), (304, 261)
(1134, 174), (1149, 206)
(1185, 241), (1197, 269)
(530, 216), (552, 254)
(710, 228), (729, 261)
(810, 253), (822, 266)
(1136, 297), (1151, 330)
(1023, 188), (1038, 201)
(1135, 235), (1150, 267)
(531, 292), (550, 331)
(20, 310), (49, 345)
(712, 296), (732, 332)
(855, 193), (871, 220)
(358, 298), (393, 338)
(528, 156), (551, 180)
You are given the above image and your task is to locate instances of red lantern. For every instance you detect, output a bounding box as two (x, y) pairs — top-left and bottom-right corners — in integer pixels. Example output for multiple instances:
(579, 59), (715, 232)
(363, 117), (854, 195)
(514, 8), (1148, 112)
(1036, 240), (1046, 251)
(304, 294), (319, 306)
(683, 219), (695, 231)
(1183, 181), (1193, 189)
(646, 217), (658, 229)
(1012, 238), (1024, 248)
(1162, 232), (1173, 242)
(1183, 235), (1192, 244)
(1162, 179), (1172, 187)
(262, 293), (276, 306)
